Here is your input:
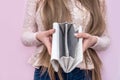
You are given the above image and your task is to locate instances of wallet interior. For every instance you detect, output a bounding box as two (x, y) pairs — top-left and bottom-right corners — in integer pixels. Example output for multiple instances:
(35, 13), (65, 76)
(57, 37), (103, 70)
(58, 23), (79, 58)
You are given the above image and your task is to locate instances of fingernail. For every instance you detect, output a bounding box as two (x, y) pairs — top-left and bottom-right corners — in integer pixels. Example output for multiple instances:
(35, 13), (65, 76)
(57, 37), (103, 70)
(74, 33), (78, 36)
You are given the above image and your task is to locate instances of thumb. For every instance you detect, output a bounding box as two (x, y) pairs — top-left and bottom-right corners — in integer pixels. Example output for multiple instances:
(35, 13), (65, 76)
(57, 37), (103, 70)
(45, 29), (55, 36)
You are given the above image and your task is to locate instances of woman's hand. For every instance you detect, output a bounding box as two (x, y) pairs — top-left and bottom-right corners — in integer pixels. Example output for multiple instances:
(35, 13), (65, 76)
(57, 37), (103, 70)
(74, 32), (97, 52)
(36, 29), (55, 55)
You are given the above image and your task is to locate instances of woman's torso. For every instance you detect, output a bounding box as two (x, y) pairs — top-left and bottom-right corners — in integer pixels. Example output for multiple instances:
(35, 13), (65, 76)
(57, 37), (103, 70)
(28, 0), (95, 70)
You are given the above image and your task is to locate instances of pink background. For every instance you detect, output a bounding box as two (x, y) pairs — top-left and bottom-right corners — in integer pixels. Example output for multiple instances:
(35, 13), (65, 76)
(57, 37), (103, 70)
(0, 0), (119, 80)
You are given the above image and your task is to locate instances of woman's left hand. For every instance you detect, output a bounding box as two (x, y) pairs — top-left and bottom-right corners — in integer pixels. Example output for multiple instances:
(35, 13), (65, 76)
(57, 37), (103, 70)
(74, 32), (98, 52)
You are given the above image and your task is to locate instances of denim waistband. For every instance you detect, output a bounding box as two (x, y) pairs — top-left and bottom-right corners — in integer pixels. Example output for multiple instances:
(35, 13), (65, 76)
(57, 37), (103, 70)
(34, 66), (92, 80)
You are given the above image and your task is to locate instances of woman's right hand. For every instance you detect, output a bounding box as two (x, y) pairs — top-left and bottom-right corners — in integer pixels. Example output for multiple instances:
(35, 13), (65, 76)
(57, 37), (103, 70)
(36, 29), (55, 55)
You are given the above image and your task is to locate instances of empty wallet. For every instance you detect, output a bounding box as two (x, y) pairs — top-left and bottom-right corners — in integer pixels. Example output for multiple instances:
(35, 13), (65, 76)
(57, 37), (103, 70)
(50, 22), (83, 73)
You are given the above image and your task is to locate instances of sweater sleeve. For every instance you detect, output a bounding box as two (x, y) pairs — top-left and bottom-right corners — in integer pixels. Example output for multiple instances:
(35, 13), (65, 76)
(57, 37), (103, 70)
(21, 0), (42, 47)
(90, 0), (110, 51)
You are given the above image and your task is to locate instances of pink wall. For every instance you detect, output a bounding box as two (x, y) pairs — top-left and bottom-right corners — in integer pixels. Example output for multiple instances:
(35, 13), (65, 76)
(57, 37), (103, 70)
(0, 0), (119, 80)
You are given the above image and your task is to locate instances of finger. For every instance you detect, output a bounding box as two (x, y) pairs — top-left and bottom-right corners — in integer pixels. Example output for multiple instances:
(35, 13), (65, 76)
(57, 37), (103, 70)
(74, 33), (89, 38)
(46, 44), (51, 55)
(74, 33), (90, 39)
(44, 40), (52, 55)
(49, 36), (52, 43)
(45, 29), (55, 36)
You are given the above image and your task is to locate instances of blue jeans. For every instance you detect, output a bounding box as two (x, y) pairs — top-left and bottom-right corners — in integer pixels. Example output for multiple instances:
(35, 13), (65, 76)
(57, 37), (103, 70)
(34, 66), (92, 80)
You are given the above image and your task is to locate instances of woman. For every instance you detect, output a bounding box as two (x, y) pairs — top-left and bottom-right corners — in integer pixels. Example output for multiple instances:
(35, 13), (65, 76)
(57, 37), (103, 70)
(21, 0), (110, 80)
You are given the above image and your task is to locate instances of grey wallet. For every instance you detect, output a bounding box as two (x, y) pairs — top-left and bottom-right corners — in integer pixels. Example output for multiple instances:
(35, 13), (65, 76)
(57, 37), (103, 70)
(51, 22), (83, 73)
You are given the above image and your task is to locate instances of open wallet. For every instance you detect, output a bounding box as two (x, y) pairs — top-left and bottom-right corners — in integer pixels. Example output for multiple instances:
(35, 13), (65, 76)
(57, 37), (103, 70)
(50, 22), (83, 73)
